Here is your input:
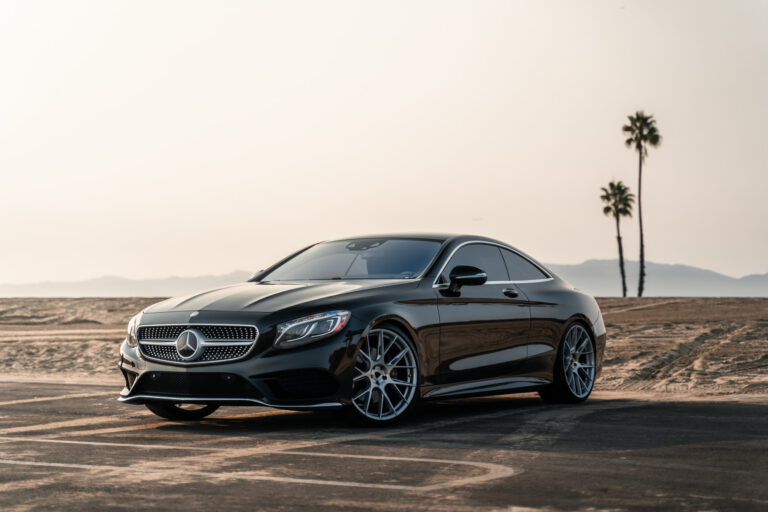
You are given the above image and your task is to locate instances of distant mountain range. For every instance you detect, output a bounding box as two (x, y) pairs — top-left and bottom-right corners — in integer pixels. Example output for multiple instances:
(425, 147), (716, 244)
(0, 261), (765, 297)
(548, 260), (768, 297)
(0, 271), (252, 298)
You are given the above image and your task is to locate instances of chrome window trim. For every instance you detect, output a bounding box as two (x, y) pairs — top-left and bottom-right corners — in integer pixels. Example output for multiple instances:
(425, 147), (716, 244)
(484, 278), (553, 285)
(431, 241), (553, 288)
(137, 323), (260, 366)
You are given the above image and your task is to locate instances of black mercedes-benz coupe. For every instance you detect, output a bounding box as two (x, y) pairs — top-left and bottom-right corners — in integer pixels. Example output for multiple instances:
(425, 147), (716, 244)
(118, 234), (605, 425)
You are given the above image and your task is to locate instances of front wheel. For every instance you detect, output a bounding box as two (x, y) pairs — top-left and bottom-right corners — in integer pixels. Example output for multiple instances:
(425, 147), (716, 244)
(539, 322), (596, 404)
(348, 325), (420, 426)
(145, 402), (219, 421)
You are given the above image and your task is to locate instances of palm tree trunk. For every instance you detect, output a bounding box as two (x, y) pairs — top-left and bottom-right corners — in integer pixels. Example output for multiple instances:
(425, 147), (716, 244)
(615, 216), (627, 297)
(637, 151), (645, 297)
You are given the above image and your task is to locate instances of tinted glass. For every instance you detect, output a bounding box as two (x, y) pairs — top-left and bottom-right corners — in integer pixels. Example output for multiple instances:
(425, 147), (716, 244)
(443, 244), (508, 281)
(262, 239), (441, 281)
(501, 249), (548, 280)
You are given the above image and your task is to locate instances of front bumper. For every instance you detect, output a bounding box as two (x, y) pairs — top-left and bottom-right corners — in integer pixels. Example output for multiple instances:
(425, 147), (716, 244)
(118, 323), (362, 410)
(119, 393), (343, 410)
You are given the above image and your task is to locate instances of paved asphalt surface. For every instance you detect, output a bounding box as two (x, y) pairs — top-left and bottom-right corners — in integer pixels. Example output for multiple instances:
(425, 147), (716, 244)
(0, 382), (766, 511)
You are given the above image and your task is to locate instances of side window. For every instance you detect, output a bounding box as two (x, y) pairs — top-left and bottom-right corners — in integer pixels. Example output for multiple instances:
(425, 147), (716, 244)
(443, 244), (509, 282)
(501, 249), (548, 281)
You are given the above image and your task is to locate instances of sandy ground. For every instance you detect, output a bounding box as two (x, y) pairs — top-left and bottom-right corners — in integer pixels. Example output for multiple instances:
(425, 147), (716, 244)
(0, 298), (767, 510)
(597, 297), (768, 394)
(0, 297), (766, 393)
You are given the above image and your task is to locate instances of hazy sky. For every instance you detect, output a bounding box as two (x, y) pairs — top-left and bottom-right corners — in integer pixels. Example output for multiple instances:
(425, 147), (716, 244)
(1, 0), (766, 284)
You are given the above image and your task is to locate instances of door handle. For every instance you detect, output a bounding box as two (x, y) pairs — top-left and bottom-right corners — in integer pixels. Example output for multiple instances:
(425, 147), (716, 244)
(502, 288), (519, 298)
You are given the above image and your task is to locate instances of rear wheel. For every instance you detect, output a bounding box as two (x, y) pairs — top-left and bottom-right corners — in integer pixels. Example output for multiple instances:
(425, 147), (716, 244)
(539, 322), (596, 404)
(145, 402), (219, 421)
(348, 325), (419, 426)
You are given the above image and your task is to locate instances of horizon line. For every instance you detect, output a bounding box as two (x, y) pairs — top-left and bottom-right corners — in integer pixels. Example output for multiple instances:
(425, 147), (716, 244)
(0, 259), (765, 287)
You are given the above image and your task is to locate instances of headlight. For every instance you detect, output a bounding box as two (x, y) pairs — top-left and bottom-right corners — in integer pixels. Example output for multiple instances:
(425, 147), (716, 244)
(274, 310), (350, 349)
(126, 313), (141, 347)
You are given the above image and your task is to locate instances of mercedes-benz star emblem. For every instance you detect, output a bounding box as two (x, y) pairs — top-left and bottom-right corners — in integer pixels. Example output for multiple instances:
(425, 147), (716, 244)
(175, 329), (203, 361)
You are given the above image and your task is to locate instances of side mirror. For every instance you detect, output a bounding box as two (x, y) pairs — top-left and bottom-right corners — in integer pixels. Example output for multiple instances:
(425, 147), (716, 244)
(448, 265), (487, 294)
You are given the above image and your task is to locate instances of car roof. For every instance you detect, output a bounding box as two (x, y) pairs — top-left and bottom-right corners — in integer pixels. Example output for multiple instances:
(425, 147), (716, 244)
(325, 233), (501, 244)
(323, 234), (554, 278)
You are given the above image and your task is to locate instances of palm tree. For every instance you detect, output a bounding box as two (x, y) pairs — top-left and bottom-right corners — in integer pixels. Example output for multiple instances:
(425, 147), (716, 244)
(622, 111), (661, 297)
(601, 181), (635, 297)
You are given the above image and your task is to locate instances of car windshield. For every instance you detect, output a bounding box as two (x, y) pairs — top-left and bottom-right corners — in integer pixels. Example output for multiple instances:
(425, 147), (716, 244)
(262, 238), (442, 281)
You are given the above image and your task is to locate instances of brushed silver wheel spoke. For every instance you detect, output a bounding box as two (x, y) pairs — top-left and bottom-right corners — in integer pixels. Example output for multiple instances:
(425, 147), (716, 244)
(387, 348), (409, 366)
(368, 388), (373, 414)
(389, 382), (407, 402)
(575, 336), (590, 355)
(382, 389), (395, 414)
(353, 366), (369, 381)
(377, 330), (384, 359)
(567, 329), (578, 351)
(382, 336), (396, 360)
(352, 387), (370, 401)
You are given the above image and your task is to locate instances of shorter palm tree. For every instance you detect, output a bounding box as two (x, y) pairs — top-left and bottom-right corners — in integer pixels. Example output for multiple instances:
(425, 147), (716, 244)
(601, 181), (635, 297)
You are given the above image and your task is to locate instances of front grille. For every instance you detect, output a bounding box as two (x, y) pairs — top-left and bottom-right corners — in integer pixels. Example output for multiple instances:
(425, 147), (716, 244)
(139, 325), (257, 341)
(137, 323), (258, 365)
(141, 344), (183, 362)
(132, 372), (256, 398)
(198, 345), (251, 361)
(139, 325), (185, 341)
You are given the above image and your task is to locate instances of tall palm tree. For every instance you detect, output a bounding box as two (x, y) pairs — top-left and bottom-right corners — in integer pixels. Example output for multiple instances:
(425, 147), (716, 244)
(622, 111), (661, 297)
(601, 181), (635, 297)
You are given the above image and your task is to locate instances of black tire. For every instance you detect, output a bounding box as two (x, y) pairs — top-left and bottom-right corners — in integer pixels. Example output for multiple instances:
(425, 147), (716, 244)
(539, 322), (596, 404)
(346, 323), (420, 427)
(145, 402), (219, 421)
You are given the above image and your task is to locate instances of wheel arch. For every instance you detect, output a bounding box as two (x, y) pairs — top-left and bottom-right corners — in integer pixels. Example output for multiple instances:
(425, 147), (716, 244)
(369, 314), (419, 349)
(364, 314), (426, 383)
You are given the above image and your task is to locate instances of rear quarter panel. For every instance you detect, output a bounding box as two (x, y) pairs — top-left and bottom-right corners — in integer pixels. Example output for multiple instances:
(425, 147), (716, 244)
(516, 278), (606, 381)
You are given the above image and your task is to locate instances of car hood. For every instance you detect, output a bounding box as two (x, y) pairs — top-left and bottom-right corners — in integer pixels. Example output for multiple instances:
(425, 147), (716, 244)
(143, 279), (406, 314)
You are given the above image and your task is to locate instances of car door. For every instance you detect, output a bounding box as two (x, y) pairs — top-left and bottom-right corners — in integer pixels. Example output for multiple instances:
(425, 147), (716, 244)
(500, 247), (560, 365)
(436, 243), (531, 384)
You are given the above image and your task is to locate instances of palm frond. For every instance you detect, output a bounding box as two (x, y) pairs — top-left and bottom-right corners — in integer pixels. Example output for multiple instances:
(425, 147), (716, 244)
(600, 179), (634, 219)
(623, 110), (661, 155)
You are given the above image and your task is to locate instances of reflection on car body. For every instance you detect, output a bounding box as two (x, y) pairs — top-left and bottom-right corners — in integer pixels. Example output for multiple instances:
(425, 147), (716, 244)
(118, 234), (605, 425)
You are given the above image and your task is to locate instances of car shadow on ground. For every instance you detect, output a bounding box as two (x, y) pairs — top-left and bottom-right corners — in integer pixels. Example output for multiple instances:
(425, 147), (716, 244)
(138, 393), (768, 461)
(150, 393), (548, 434)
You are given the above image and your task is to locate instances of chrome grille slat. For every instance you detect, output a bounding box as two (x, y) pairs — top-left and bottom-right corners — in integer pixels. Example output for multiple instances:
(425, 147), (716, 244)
(142, 344), (183, 362)
(138, 325), (257, 341)
(198, 345), (251, 362)
(137, 323), (258, 365)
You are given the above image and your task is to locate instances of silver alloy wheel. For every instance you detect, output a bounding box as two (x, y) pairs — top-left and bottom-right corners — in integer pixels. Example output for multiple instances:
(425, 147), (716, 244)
(562, 324), (596, 398)
(351, 328), (418, 421)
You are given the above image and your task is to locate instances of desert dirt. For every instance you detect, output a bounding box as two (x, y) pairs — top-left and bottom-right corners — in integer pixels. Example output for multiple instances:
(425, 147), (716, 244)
(1, 297), (767, 511)
(0, 297), (766, 393)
